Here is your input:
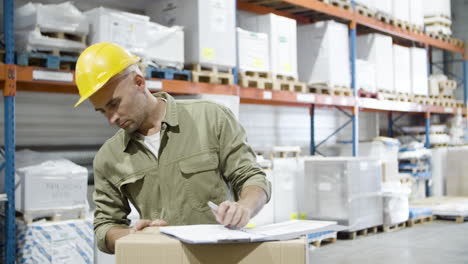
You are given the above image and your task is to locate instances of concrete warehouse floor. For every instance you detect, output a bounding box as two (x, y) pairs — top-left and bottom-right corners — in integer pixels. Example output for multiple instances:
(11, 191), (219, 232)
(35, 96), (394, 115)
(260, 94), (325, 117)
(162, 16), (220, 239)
(310, 220), (468, 264)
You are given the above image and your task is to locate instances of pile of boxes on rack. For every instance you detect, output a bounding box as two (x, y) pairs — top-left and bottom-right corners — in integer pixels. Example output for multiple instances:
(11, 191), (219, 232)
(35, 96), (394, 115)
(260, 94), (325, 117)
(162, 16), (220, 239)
(0, 150), (93, 263)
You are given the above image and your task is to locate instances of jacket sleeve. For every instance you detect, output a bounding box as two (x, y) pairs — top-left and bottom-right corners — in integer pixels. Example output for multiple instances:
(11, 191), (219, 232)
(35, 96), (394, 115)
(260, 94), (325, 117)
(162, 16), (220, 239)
(93, 158), (131, 254)
(216, 105), (271, 202)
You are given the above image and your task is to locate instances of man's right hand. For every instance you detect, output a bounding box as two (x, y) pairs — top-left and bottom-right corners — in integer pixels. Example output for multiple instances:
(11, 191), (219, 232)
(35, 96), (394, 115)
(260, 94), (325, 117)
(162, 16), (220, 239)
(106, 219), (168, 253)
(130, 219), (168, 233)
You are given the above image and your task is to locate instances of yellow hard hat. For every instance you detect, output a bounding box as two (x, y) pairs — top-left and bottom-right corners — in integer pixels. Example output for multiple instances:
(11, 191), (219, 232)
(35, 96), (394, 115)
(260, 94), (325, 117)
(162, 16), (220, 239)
(74, 42), (140, 107)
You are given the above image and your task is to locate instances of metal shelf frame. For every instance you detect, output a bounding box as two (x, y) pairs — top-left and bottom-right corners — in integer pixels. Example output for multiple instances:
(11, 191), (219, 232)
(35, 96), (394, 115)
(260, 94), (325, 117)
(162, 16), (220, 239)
(1, 1), (467, 262)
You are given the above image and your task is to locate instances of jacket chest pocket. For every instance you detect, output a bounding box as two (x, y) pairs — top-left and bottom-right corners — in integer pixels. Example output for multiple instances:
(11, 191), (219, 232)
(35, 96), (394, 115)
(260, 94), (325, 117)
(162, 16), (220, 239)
(179, 151), (226, 211)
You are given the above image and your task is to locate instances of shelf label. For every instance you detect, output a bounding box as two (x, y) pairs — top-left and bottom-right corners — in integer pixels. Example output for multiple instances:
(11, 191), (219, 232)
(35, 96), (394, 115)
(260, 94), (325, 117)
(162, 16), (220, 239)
(444, 107), (453, 113)
(324, 97), (333, 105)
(146, 80), (163, 90)
(263, 91), (272, 100)
(32, 70), (73, 83)
(417, 105), (423, 112)
(340, 98), (348, 105)
(296, 93), (315, 103)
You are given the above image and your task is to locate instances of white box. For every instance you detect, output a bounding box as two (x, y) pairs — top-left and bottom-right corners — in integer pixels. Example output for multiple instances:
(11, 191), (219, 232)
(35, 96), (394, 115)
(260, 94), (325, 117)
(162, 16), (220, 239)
(147, 0), (236, 68)
(0, 219), (93, 264)
(15, 159), (88, 216)
(393, 44), (411, 94)
(374, 0), (392, 14)
(409, 0), (424, 28)
(424, 0), (451, 18)
(85, 7), (150, 57)
(298, 20), (350, 87)
(241, 13), (298, 78)
(356, 59), (376, 92)
(303, 157), (383, 232)
(357, 34), (394, 92)
(15, 2), (89, 36)
(237, 28), (270, 73)
(392, 0), (410, 22)
(410, 47), (429, 96)
(272, 158), (300, 222)
(146, 22), (184, 69)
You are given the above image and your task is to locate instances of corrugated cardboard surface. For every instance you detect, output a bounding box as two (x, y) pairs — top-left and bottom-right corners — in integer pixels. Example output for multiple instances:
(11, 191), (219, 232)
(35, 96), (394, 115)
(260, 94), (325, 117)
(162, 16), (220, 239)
(116, 227), (307, 264)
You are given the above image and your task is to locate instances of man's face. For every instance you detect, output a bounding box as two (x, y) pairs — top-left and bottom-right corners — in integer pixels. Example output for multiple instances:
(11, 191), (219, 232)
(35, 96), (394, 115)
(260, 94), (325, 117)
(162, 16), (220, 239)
(90, 73), (146, 134)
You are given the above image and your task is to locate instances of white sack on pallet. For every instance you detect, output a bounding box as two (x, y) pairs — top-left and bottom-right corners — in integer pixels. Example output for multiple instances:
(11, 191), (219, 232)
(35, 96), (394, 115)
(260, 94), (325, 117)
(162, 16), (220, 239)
(241, 13), (297, 78)
(148, 0), (236, 68)
(298, 20), (350, 87)
(237, 28), (270, 73)
(392, 0), (410, 22)
(0, 218), (93, 264)
(15, 2), (89, 36)
(425, 24), (452, 36)
(409, 0), (424, 28)
(423, 0), (451, 18)
(146, 22), (184, 69)
(15, 28), (86, 53)
(410, 47), (429, 96)
(356, 59), (376, 93)
(393, 44), (411, 94)
(357, 33), (394, 92)
(85, 7), (149, 58)
(374, 0), (392, 14)
(382, 181), (410, 225)
(303, 157), (383, 232)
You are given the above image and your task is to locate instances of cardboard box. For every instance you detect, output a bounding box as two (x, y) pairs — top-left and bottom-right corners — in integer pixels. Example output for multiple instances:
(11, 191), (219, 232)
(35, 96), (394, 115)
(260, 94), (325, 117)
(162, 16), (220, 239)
(147, 0), (236, 68)
(409, 0), (424, 28)
(392, 0), (410, 22)
(116, 227), (308, 264)
(393, 44), (411, 94)
(410, 47), (429, 96)
(146, 22), (184, 69)
(298, 20), (350, 87)
(241, 13), (298, 78)
(237, 28), (270, 73)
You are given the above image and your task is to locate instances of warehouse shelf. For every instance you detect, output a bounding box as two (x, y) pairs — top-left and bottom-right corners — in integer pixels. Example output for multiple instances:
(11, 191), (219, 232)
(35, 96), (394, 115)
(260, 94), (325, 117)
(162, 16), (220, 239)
(238, 0), (466, 54)
(1, 65), (465, 115)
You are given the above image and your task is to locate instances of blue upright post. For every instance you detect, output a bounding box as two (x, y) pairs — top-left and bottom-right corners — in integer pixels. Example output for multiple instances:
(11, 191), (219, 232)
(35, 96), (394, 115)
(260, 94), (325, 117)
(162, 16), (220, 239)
(310, 105), (315, 155)
(388, 112), (393, 137)
(233, 0), (239, 85)
(463, 55), (467, 106)
(350, 1), (358, 156)
(3, 0), (16, 263)
(424, 112), (431, 149)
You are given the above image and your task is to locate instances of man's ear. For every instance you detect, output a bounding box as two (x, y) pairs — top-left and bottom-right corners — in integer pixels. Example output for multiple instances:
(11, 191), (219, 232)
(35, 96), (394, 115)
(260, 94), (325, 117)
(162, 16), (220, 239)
(134, 74), (146, 91)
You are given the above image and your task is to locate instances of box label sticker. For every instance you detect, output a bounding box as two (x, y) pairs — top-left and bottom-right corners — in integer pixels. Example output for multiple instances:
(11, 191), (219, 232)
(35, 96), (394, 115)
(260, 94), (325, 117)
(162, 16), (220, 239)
(253, 58), (265, 69)
(202, 48), (215, 60)
(324, 97), (333, 105)
(32, 70), (73, 83)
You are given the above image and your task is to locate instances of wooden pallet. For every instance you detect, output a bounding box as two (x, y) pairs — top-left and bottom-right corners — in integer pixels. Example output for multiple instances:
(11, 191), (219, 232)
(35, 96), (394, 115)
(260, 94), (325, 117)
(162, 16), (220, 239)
(358, 89), (378, 99)
(338, 226), (379, 240)
(310, 83), (352, 96)
(407, 215), (433, 227)
(17, 52), (78, 70)
(411, 95), (431, 105)
(188, 64), (234, 85)
(271, 146), (301, 158)
(377, 90), (398, 101)
(380, 222), (406, 233)
(41, 31), (86, 44)
(146, 67), (191, 81)
(409, 24), (424, 35)
(275, 79), (308, 93)
(428, 32), (451, 42)
(375, 12), (394, 24)
(310, 232), (338, 248)
(239, 75), (275, 90)
(329, 0), (351, 10)
(21, 207), (87, 224)
(392, 19), (411, 31)
(431, 143), (449, 148)
(355, 4), (375, 18)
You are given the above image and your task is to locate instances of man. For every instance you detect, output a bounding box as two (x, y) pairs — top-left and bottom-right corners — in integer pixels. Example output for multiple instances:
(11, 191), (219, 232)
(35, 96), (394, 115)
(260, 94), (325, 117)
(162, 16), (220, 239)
(74, 43), (271, 254)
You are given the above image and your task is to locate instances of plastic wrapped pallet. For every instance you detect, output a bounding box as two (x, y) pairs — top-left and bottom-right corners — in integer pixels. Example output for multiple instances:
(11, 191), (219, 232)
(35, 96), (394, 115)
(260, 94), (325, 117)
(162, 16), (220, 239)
(147, 0), (236, 68)
(85, 7), (150, 57)
(303, 157), (383, 232)
(409, 0), (424, 28)
(15, 2), (88, 36)
(240, 13), (298, 78)
(382, 181), (410, 225)
(410, 47), (429, 96)
(374, 0), (392, 14)
(272, 157), (300, 222)
(297, 20), (350, 87)
(357, 33), (394, 92)
(237, 28), (270, 73)
(15, 28), (87, 53)
(0, 218), (93, 264)
(446, 146), (468, 196)
(356, 59), (376, 93)
(146, 22), (184, 69)
(393, 44), (411, 94)
(339, 137), (400, 162)
(10, 150), (88, 219)
(392, 0), (410, 22)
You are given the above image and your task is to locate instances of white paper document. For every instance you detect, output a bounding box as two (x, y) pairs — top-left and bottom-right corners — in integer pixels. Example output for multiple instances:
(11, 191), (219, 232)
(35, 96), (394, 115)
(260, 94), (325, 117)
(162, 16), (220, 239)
(159, 220), (343, 244)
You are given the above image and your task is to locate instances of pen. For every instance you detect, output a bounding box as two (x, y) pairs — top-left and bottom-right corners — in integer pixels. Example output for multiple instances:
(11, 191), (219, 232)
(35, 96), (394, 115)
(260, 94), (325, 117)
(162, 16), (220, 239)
(208, 201), (219, 212)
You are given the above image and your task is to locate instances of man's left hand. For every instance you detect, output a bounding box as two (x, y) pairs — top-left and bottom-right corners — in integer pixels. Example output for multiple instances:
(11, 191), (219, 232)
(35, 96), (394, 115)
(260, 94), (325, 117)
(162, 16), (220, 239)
(212, 201), (252, 229)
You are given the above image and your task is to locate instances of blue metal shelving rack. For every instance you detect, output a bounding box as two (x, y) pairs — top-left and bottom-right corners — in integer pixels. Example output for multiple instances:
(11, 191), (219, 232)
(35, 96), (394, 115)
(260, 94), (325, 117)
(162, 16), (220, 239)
(2, 0), (16, 263)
